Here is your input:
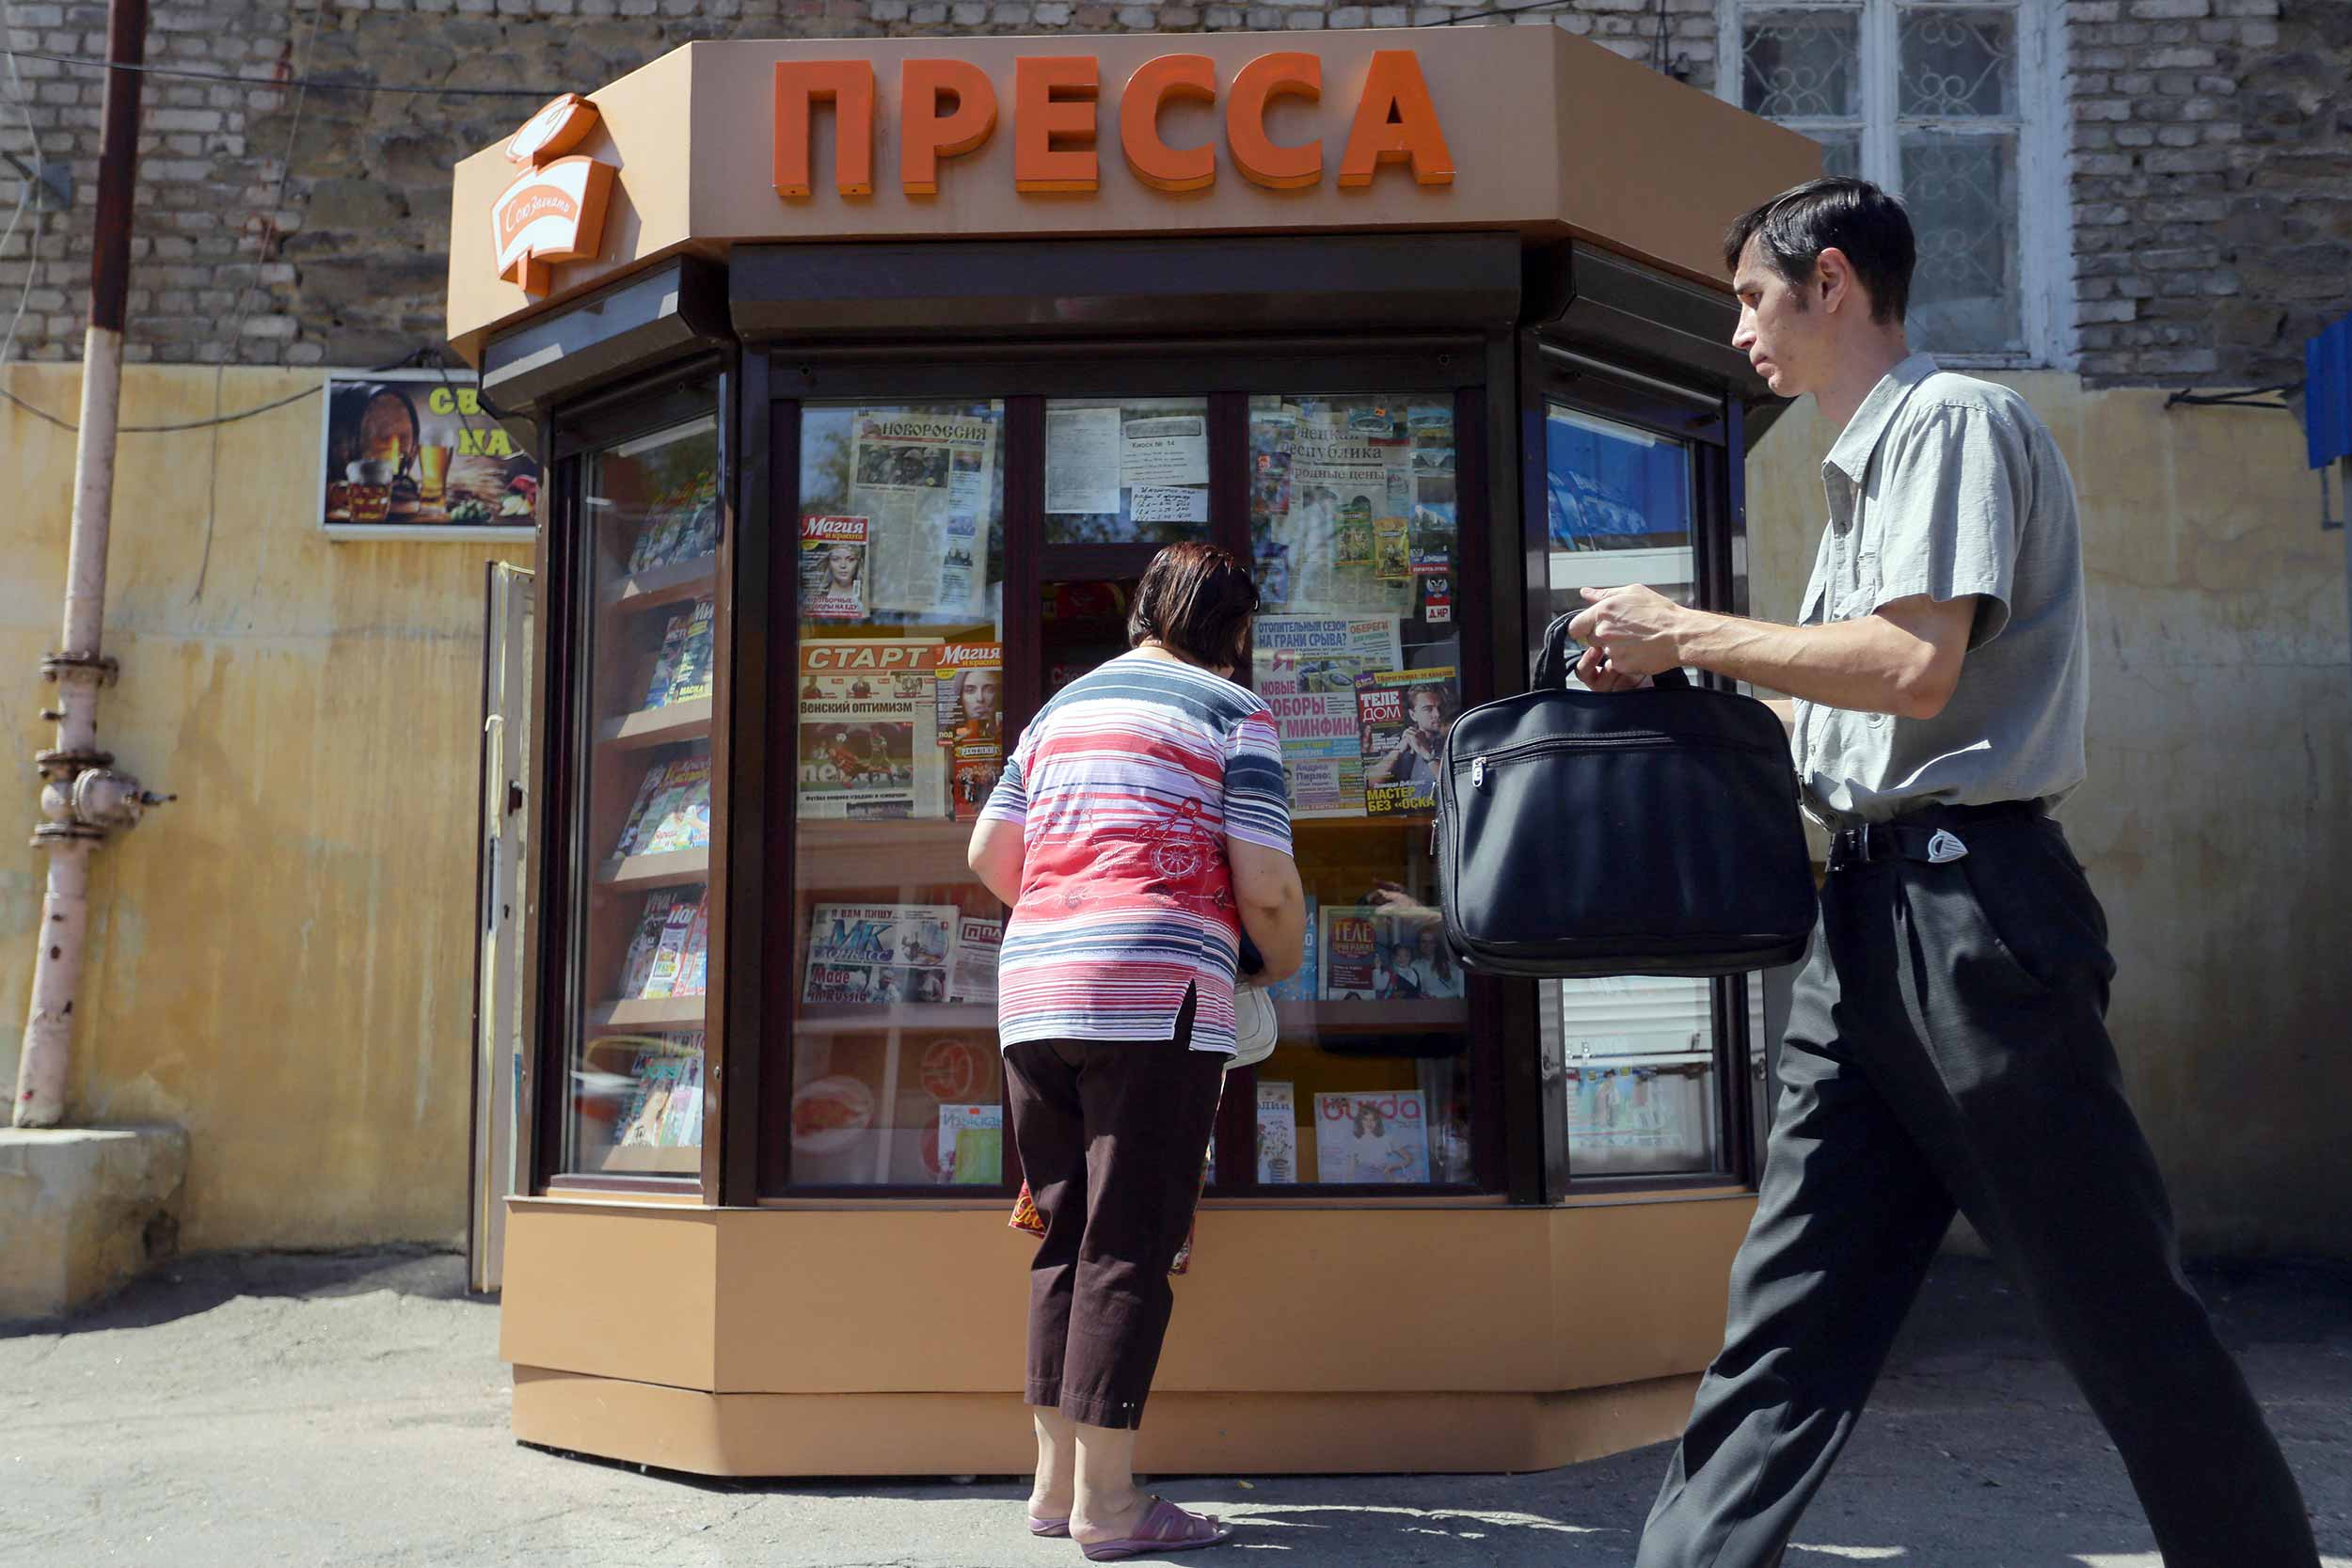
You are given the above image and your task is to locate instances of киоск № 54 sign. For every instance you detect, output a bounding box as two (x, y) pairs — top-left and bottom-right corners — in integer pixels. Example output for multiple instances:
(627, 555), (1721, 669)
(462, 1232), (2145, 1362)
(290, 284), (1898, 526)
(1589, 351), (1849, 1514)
(320, 368), (539, 542)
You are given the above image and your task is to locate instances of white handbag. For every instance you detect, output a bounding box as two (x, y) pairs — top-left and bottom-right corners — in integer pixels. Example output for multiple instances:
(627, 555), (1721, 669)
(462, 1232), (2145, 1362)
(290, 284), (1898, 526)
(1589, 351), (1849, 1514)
(1228, 981), (1279, 1071)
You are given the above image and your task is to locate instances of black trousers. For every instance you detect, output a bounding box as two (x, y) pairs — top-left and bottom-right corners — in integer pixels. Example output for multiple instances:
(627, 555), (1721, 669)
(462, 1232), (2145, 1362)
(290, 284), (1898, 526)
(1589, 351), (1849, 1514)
(1638, 806), (2318, 1568)
(1004, 990), (1224, 1432)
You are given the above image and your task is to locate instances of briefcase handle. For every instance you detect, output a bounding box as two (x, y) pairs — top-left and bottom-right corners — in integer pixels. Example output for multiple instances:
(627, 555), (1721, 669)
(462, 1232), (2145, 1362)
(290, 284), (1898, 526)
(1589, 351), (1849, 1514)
(1534, 611), (1693, 692)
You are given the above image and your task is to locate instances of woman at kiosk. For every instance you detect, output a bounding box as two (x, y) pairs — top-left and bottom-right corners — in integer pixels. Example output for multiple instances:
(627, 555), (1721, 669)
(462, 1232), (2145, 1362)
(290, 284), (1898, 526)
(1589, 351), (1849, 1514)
(967, 543), (1305, 1559)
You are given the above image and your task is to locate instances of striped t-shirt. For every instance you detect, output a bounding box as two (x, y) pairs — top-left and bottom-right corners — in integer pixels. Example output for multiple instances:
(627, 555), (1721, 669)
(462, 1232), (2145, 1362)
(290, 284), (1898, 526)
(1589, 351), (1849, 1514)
(979, 651), (1294, 1055)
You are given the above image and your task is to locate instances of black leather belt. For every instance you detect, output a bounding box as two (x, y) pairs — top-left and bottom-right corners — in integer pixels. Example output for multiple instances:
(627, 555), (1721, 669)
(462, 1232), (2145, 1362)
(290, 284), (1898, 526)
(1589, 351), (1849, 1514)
(1828, 800), (2044, 871)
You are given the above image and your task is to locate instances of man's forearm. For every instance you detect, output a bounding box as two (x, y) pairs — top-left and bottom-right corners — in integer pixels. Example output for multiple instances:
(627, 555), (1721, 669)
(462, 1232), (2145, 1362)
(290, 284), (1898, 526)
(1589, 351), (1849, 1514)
(1674, 608), (1943, 719)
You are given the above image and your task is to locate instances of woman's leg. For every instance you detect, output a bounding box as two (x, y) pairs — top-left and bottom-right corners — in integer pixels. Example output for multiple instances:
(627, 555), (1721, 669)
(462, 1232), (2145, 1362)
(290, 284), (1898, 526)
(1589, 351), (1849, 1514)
(1005, 1040), (1089, 1524)
(1060, 997), (1225, 1541)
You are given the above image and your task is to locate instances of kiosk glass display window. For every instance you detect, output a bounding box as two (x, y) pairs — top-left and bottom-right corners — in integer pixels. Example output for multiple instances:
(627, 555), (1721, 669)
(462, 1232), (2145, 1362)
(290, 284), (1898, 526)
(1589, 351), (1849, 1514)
(786, 400), (1010, 1188)
(1535, 401), (1737, 1179)
(1236, 391), (1476, 1192)
(565, 392), (723, 1179)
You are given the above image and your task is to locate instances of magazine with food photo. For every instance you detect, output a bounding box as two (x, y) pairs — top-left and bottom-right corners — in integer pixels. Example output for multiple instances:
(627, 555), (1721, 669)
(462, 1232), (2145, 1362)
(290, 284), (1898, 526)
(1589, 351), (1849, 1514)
(799, 515), (869, 622)
(802, 903), (961, 1006)
(797, 638), (946, 819)
(1313, 1089), (1432, 1184)
(1357, 666), (1458, 817)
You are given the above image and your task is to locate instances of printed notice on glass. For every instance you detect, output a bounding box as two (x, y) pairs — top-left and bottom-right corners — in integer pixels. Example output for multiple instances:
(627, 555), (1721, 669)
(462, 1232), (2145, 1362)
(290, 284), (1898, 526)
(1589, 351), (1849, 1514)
(1130, 485), (1210, 526)
(1120, 414), (1208, 489)
(849, 412), (996, 618)
(1044, 405), (1121, 515)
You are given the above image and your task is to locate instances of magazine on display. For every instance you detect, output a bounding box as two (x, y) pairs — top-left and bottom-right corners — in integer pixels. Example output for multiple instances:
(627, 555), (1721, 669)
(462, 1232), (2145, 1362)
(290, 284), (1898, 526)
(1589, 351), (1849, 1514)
(617, 755), (711, 857)
(616, 1049), (703, 1149)
(1255, 1080), (1297, 1185)
(933, 641), (1005, 822)
(619, 890), (683, 998)
(1318, 905), (1454, 1002)
(1357, 666), (1458, 817)
(1250, 615), (1401, 819)
(1313, 1089), (1432, 1184)
(626, 469), (720, 575)
(797, 638), (946, 819)
(947, 915), (1002, 1005)
(1263, 895), (1318, 1003)
(639, 892), (708, 1000)
(802, 903), (961, 1006)
(799, 515), (870, 622)
(641, 597), (717, 710)
(934, 1102), (1005, 1185)
(849, 411), (995, 617)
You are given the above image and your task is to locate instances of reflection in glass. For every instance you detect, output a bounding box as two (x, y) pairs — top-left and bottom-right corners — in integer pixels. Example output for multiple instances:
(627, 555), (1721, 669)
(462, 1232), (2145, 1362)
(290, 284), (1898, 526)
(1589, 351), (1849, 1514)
(1044, 397), (1212, 545)
(569, 404), (723, 1178)
(1538, 402), (1727, 1177)
(787, 400), (1010, 1188)
(1903, 130), (2025, 356)
(1240, 391), (1474, 1192)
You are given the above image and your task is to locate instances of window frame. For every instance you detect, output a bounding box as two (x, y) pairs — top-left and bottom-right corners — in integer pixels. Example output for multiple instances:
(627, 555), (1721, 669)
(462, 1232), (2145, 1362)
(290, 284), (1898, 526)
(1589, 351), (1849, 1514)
(1714, 0), (2069, 370)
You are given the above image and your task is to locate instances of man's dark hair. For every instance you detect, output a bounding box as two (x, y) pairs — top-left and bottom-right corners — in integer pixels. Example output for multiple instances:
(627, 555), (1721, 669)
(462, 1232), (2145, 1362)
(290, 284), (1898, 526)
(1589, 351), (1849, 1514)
(1724, 177), (1915, 326)
(1128, 540), (1259, 671)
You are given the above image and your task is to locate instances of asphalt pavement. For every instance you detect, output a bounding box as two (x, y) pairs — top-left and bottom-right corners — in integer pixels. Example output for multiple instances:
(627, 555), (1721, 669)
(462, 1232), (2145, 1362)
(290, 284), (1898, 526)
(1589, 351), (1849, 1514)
(3, 1248), (2346, 1567)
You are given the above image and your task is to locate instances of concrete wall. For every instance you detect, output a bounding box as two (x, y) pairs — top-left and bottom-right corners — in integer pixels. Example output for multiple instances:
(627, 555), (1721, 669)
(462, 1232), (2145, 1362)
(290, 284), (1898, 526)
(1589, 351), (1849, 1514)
(1746, 372), (2352, 1257)
(0, 362), (525, 1251)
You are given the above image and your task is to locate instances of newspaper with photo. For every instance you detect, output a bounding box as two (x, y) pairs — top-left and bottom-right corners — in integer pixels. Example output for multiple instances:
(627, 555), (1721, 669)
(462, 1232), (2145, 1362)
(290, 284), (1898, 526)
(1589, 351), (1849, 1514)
(1250, 614), (1401, 819)
(797, 638), (946, 819)
(802, 902), (962, 1006)
(849, 412), (995, 617)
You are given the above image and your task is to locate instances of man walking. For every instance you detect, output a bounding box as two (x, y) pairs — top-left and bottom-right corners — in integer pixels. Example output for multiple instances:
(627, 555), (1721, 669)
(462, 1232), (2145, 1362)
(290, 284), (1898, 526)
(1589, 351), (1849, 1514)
(1570, 177), (2318, 1568)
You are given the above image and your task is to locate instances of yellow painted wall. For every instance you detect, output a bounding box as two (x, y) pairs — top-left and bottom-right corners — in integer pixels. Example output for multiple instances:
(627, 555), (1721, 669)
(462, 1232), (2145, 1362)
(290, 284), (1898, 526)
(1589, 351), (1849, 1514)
(0, 363), (527, 1250)
(1746, 374), (2352, 1257)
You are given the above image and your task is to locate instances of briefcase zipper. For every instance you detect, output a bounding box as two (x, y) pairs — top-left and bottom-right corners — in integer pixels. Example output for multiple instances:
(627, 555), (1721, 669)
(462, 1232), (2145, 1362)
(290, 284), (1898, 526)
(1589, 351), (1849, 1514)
(1463, 729), (1777, 788)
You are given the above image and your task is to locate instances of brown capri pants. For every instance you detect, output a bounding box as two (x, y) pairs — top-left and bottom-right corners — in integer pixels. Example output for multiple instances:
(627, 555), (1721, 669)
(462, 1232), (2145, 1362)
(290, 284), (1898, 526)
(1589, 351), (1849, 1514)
(1003, 989), (1226, 1431)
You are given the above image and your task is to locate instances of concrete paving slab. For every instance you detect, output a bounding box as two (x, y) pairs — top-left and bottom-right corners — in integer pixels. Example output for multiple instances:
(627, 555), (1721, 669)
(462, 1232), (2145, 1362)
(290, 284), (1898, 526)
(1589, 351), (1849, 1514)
(2, 1250), (2345, 1567)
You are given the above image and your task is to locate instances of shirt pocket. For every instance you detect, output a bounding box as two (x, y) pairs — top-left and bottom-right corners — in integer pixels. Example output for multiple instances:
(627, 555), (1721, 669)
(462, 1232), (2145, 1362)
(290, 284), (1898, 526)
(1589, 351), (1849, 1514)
(1799, 578), (1828, 627)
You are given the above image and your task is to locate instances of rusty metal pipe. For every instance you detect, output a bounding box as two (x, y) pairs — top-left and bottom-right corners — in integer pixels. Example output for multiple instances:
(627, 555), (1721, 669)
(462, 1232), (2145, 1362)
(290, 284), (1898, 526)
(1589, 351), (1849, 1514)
(14, 0), (151, 1128)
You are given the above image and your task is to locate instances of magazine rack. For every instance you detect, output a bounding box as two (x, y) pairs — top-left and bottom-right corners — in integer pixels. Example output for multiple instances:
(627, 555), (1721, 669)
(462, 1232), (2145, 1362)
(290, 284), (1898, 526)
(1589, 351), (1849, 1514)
(456, 26), (1818, 1480)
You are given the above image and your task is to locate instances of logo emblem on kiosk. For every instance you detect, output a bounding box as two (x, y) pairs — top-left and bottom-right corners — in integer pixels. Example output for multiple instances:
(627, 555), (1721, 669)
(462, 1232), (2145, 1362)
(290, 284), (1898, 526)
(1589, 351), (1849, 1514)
(491, 94), (617, 298)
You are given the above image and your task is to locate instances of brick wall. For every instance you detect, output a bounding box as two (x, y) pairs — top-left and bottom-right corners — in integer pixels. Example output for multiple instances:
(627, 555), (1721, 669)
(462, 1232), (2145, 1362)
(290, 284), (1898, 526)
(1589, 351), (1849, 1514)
(2068, 0), (2352, 386)
(0, 0), (2344, 384)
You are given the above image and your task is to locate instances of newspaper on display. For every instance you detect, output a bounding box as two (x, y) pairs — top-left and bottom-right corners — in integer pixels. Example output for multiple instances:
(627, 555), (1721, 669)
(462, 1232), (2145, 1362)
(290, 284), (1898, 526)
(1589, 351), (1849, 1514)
(849, 412), (995, 617)
(1249, 614), (1401, 819)
(1249, 402), (1457, 619)
(802, 902), (961, 1006)
(796, 638), (946, 819)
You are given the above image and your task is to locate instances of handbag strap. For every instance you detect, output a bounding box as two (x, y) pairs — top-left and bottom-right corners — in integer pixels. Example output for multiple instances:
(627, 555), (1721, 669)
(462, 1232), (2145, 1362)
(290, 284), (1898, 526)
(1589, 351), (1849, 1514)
(1533, 610), (1693, 692)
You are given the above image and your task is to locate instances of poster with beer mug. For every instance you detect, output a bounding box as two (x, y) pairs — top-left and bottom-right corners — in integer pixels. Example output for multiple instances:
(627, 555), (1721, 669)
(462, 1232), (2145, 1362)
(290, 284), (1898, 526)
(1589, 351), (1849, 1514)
(319, 368), (541, 541)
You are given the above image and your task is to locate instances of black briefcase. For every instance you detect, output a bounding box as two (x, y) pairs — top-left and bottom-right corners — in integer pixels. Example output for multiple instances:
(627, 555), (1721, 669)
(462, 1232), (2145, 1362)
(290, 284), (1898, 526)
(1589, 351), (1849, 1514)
(1433, 613), (1817, 978)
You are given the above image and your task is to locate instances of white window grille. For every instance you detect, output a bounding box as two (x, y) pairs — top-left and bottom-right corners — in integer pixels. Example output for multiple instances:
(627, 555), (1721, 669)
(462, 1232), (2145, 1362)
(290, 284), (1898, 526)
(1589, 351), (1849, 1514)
(1717, 0), (2065, 367)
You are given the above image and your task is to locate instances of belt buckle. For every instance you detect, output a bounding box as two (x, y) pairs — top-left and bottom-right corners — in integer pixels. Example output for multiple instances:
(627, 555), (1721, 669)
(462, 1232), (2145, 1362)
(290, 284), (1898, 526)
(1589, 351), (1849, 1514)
(1925, 829), (1969, 863)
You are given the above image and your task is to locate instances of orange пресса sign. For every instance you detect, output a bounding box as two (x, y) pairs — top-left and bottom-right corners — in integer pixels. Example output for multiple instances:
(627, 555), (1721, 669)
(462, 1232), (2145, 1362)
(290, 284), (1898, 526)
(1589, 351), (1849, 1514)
(491, 94), (618, 296)
(773, 48), (1454, 200)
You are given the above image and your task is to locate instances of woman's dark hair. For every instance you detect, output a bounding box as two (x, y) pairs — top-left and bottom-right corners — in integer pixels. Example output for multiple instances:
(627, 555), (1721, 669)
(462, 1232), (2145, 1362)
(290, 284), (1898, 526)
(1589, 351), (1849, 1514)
(1723, 176), (1915, 326)
(1127, 541), (1259, 671)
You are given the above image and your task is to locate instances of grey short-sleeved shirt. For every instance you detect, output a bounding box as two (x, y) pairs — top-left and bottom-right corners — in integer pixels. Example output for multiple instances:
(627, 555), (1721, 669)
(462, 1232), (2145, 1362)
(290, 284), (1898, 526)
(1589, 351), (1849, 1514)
(1791, 353), (2090, 828)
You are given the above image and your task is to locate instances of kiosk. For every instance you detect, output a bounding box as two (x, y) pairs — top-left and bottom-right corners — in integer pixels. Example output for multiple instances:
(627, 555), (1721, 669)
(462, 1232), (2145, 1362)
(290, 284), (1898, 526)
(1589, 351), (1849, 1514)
(447, 26), (1817, 1477)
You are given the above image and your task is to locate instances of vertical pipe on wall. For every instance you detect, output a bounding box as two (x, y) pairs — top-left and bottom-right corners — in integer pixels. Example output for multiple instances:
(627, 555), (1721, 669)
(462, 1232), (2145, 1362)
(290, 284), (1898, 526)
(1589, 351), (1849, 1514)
(15, 0), (156, 1128)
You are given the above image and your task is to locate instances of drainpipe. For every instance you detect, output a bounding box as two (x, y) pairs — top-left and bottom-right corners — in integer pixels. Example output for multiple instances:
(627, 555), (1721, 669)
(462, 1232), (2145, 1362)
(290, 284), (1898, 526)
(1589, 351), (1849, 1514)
(13, 0), (169, 1128)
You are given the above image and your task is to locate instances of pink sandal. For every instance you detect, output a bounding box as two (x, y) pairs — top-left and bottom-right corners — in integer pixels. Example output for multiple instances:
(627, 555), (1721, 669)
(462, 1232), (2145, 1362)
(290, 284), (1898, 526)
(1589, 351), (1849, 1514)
(1077, 1496), (1232, 1562)
(1027, 1516), (1072, 1538)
